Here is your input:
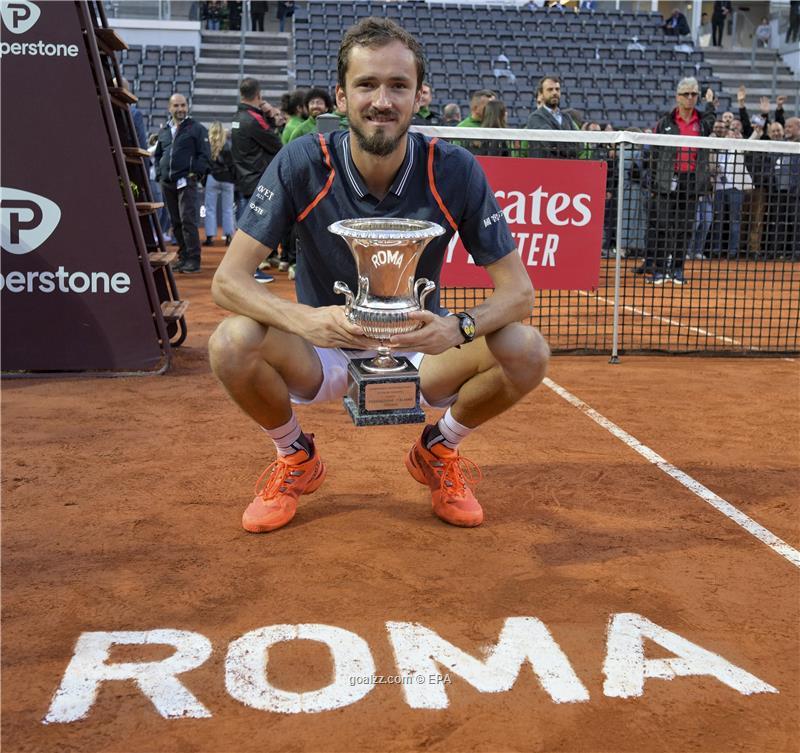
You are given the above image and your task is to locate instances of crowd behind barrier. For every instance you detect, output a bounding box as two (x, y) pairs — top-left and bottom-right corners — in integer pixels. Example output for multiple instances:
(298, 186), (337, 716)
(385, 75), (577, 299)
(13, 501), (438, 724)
(118, 0), (799, 353)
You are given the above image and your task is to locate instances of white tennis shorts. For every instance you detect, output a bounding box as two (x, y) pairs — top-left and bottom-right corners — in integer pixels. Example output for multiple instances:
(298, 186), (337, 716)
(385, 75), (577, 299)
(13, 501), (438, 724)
(289, 348), (457, 409)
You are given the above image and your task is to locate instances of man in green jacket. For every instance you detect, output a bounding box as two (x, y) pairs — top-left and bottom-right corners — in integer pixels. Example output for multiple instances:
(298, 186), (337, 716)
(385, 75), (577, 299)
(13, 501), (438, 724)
(457, 89), (496, 127)
(281, 88), (308, 145)
(289, 88), (334, 141)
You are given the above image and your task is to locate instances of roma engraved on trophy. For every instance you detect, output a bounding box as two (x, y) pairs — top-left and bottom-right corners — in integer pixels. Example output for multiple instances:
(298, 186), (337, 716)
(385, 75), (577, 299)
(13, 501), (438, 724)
(329, 217), (445, 426)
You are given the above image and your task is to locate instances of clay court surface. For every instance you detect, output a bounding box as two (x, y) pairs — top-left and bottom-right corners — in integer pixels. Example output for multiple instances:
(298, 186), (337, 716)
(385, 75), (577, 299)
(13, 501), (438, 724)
(2, 247), (798, 753)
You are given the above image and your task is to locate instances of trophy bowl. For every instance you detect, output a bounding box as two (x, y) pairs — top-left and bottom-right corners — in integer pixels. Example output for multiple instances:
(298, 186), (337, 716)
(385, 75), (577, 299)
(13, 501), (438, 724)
(330, 218), (445, 373)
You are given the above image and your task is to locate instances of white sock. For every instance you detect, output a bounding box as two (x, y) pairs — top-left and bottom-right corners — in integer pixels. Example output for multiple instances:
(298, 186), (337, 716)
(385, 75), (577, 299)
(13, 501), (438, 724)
(262, 413), (306, 457)
(436, 408), (474, 450)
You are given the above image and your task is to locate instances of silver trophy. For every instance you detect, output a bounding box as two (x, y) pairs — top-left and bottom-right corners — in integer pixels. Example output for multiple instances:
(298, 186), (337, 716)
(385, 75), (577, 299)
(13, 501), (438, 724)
(329, 218), (445, 425)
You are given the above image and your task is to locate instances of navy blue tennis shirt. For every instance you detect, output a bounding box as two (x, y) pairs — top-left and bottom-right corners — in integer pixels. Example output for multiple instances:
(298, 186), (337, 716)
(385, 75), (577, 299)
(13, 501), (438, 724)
(238, 130), (515, 314)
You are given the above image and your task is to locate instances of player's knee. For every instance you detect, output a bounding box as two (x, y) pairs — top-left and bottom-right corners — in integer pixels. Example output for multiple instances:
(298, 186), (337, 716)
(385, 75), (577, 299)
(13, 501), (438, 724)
(488, 323), (549, 393)
(208, 316), (267, 379)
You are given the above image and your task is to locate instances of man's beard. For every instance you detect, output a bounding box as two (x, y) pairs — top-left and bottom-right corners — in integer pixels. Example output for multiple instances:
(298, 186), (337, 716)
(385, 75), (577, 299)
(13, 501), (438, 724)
(350, 114), (410, 157)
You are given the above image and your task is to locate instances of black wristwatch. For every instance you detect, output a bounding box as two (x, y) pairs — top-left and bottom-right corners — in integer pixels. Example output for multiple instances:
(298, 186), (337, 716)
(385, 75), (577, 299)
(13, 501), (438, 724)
(455, 312), (476, 344)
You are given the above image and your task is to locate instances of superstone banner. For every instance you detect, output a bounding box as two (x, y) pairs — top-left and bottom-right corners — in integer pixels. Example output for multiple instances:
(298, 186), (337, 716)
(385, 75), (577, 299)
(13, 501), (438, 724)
(441, 156), (607, 290)
(0, 0), (164, 372)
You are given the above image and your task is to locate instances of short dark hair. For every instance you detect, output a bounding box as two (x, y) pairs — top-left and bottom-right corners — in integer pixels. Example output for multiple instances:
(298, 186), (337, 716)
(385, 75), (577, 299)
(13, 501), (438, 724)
(337, 17), (425, 90)
(287, 88), (307, 116)
(537, 75), (561, 95)
(304, 87), (333, 111)
(239, 77), (260, 100)
(470, 89), (496, 103)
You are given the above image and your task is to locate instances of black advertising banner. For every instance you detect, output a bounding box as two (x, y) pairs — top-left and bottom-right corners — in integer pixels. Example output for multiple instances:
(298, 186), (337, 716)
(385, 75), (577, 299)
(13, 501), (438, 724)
(0, 0), (164, 372)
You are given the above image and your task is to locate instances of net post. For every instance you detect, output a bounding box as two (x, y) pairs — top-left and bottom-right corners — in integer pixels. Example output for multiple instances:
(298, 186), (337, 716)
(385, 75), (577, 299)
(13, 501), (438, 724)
(609, 140), (626, 364)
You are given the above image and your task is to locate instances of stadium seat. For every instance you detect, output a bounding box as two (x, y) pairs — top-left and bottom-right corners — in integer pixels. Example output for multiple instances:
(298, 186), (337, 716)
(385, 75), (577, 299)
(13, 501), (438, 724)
(126, 45), (143, 65)
(140, 63), (158, 80)
(176, 64), (194, 84)
(137, 80), (156, 98)
(123, 63), (139, 81)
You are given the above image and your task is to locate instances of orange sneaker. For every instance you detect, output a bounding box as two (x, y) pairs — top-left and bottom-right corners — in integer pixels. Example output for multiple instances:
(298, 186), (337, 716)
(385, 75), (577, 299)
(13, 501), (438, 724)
(242, 436), (326, 533)
(405, 429), (484, 527)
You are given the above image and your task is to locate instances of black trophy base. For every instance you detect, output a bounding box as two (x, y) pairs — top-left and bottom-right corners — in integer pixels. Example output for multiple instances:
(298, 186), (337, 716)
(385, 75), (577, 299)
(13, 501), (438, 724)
(343, 356), (426, 426)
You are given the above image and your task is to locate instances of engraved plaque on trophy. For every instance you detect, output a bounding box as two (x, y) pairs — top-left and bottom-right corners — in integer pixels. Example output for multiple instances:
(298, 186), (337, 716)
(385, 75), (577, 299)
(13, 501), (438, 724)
(329, 218), (445, 426)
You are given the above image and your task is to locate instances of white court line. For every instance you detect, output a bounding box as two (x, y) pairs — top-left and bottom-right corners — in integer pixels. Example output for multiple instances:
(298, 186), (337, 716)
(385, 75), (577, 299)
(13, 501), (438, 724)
(578, 289), (747, 348)
(544, 377), (800, 569)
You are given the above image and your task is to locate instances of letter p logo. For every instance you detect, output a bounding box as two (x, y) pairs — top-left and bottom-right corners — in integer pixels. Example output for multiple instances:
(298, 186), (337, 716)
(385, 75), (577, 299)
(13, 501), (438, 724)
(0, 1), (40, 34)
(0, 187), (61, 255)
(3, 200), (42, 244)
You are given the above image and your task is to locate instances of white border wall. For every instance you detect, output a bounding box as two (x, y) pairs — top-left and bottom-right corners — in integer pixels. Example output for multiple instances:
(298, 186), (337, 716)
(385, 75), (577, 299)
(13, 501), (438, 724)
(108, 19), (201, 53)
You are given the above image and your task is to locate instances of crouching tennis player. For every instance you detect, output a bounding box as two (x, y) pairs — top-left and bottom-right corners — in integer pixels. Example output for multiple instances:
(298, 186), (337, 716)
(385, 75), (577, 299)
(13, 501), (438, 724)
(209, 17), (549, 532)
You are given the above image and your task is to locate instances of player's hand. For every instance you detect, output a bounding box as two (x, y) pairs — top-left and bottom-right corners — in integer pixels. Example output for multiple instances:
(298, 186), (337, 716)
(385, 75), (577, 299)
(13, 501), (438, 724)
(705, 88), (714, 104)
(387, 310), (462, 355)
(303, 306), (374, 350)
(760, 96), (770, 114)
(776, 95), (786, 109)
(737, 85), (746, 107)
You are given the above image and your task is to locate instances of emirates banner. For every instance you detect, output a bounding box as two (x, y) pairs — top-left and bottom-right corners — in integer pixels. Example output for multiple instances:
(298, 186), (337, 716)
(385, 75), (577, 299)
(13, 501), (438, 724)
(441, 156), (607, 290)
(0, 0), (164, 372)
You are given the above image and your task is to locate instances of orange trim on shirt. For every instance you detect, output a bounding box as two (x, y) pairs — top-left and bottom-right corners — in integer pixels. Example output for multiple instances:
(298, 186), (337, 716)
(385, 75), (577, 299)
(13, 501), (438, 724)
(427, 138), (458, 232)
(298, 133), (335, 222)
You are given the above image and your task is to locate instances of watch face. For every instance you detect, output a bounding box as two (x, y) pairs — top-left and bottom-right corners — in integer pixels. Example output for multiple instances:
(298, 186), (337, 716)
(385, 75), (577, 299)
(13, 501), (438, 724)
(460, 313), (476, 340)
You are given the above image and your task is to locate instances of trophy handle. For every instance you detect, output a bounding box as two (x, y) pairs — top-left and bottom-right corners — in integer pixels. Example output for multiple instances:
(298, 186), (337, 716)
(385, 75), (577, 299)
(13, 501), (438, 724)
(414, 278), (436, 310)
(333, 281), (354, 315)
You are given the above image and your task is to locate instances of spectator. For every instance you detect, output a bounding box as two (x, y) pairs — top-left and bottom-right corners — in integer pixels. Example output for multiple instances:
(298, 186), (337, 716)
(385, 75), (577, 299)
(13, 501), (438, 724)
(663, 9), (690, 37)
(618, 128), (648, 260)
(687, 120), (725, 261)
(525, 75), (579, 158)
(281, 88), (308, 144)
(602, 142), (619, 256)
(771, 117), (800, 258)
(228, 1), (242, 30)
(441, 102), (462, 126)
(250, 0), (267, 31)
(231, 77), (282, 282)
(745, 120), (783, 257)
(737, 88), (786, 139)
(411, 82), (441, 126)
(289, 88), (334, 141)
(710, 128), (753, 259)
(276, 2), (295, 33)
(755, 17), (772, 47)
(458, 89), (496, 127)
(154, 93), (211, 274)
(644, 78), (715, 285)
(476, 99), (510, 156)
(204, 0), (224, 30)
(788, 0), (800, 43)
(698, 12), (712, 46)
(204, 121), (236, 247)
(579, 121), (604, 160)
(119, 77), (147, 151)
(711, 1), (731, 47)
(147, 132), (173, 244)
